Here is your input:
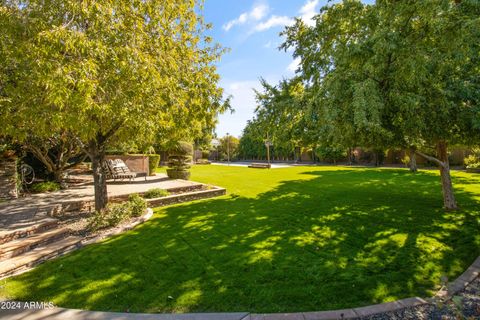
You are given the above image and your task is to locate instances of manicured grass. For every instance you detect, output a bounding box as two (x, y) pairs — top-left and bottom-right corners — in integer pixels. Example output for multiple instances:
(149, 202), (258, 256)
(1, 165), (479, 313)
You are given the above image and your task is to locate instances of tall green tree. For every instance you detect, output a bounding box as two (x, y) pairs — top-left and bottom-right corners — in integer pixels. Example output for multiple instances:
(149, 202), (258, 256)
(1, 0), (228, 210)
(282, 0), (480, 210)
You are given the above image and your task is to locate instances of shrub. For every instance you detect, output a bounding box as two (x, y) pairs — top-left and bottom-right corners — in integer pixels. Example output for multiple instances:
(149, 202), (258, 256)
(128, 193), (148, 217)
(401, 155), (410, 167)
(30, 181), (61, 193)
(88, 202), (130, 231)
(201, 150), (210, 159)
(464, 153), (480, 169)
(88, 194), (148, 231)
(167, 141), (192, 180)
(147, 154), (160, 175)
(143, 188), (169, 199)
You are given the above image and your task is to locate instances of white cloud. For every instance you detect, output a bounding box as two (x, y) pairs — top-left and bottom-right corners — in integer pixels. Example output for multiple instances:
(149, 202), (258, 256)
(287, 57), (301, 73)
(223, 4), (269, 31)
(251, 4), (269, 20)
(264, 41), (272, 48)
(254, 15), (294, 32)
(299, 0), (320, 26)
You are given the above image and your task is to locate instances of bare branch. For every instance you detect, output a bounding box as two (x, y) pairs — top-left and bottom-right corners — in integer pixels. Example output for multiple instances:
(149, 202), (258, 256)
(415, 150), (445, 168)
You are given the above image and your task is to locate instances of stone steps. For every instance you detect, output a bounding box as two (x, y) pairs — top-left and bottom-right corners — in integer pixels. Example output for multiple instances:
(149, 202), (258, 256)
(0, 227), (70, 259)
(0, 235), (82, 278)
(0, 218), (59, 245)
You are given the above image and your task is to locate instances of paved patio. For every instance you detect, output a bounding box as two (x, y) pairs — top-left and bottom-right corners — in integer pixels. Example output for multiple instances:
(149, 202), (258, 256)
(0, 174), (202, 231)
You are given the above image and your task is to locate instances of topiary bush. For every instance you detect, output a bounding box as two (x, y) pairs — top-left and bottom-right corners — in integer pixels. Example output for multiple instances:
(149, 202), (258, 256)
(167, 141), (192, 180)
(143, 188), (169, 199)
(147, 154), (160, 175)
(30, 181), (61, 193)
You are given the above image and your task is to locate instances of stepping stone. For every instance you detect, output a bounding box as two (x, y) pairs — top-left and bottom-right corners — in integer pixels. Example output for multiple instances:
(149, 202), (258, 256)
(0, 236), (82, 278)
(0, 218), (59, 244)
(0, 227), (70, 259)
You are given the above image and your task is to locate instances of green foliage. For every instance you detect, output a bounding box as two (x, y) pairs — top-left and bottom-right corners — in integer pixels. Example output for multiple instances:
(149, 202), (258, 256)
(167, 141), (192, 179)
(30, 181), (61, 193)
(464, 148), (480, 169)
(401, 155), (411, 167)
(170, 142), (193, 157)
(168, 141), (192, 171)
(218, 135), (240, 160)
(143, 188), (169, 199)
(88, 194), (147, 231)
(128, 193), (148, 217)
(464, 156), (480, 169)
(281, 0), (480, 150)
(0, 0), (230, 210)
(147, 154), (160, 176)
(239, 77), (313, 160)
(315, 145), (347, 163)
(88, 203), (131, 232)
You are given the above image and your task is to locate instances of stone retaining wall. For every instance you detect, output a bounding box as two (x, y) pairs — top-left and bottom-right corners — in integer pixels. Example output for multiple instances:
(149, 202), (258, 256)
(0, 157), (18, 200)
(146, 187), (226, 207)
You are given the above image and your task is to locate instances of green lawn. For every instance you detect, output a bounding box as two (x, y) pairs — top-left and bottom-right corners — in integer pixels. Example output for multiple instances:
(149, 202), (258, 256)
(1, 165), (479, 313)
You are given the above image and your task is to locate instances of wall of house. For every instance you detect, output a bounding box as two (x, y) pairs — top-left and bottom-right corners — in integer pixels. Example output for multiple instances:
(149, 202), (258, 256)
(0, 157), (18, 200)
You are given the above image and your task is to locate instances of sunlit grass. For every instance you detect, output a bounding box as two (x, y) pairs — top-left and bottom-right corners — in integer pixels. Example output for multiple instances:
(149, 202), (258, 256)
(1, 165), (479, 313)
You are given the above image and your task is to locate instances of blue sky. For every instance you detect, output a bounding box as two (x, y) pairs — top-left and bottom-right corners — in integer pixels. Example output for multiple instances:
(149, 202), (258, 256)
(202, 0), (373, 138)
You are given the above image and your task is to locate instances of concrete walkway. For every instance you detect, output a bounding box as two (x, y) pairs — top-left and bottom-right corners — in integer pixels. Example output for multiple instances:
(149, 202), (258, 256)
(0, 174), (201, 231)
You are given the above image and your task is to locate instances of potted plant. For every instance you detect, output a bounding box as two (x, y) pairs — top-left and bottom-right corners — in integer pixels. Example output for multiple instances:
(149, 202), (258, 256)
(166, 141), (193, 180)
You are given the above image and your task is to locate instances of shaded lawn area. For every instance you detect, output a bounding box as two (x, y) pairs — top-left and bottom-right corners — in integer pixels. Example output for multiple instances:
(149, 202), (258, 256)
(1, 165), (479, 313)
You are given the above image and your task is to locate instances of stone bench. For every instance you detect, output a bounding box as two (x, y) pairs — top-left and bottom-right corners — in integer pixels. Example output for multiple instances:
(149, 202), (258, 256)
(248, 163), (271, 169)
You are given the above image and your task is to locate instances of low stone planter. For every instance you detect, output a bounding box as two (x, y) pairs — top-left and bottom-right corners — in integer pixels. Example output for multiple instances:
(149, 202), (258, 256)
(466, 168), (480, 173)
(146, 186), (226, 207)
(49, 184), (224, 217)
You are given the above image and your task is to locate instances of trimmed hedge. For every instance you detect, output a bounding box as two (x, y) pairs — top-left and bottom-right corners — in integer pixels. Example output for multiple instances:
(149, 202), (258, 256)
(147, 154), (160, 175)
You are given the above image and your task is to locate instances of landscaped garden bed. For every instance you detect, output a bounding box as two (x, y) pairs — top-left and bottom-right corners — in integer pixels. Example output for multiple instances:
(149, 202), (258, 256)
(1, 165), (478, 314)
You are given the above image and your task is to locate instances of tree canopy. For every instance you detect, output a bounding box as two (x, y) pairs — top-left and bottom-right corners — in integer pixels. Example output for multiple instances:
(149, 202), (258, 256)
(0, 0), (229, 210)
(280, 0), (479, 209)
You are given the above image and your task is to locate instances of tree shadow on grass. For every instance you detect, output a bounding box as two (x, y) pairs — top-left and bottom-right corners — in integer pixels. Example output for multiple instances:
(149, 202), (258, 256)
(3, 169), (480, 313)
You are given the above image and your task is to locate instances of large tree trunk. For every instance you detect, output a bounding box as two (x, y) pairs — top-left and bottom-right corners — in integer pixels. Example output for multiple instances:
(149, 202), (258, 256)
(437, 141), (457, 210)
(408, 147), (417, 173)
(88, 140), (108, 212)
(416, 141), (457, 210)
